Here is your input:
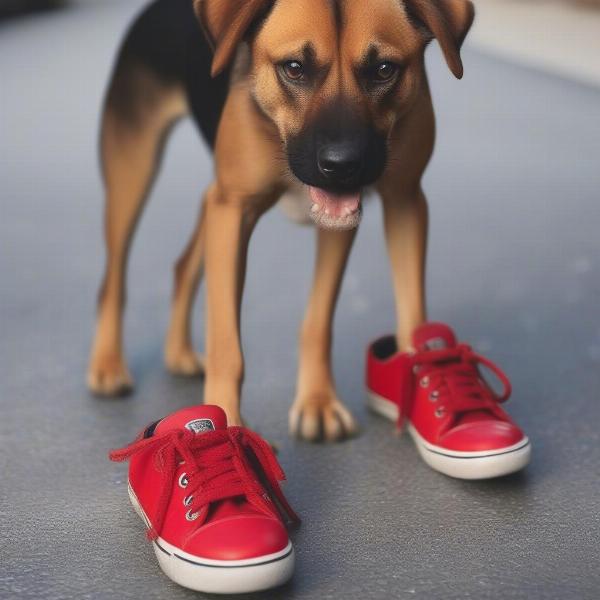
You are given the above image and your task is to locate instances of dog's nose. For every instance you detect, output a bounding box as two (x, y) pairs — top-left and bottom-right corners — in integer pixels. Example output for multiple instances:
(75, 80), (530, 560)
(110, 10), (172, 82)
(317, 144), (361, 182)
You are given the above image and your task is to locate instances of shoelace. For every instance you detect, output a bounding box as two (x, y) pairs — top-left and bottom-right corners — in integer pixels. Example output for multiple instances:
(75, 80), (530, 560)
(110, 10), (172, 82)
(402, 343), (511, 427)
(109, 426), (299, 540)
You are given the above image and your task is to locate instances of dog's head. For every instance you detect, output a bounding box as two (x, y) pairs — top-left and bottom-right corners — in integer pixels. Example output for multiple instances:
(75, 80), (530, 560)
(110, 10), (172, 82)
(195, 0), (474, 229)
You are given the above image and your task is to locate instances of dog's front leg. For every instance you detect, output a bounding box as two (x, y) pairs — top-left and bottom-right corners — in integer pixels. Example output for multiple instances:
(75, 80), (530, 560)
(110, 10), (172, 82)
(290, 228), (359, 442)
(380, 188), (428, 350)
(202, 185), (274, 425)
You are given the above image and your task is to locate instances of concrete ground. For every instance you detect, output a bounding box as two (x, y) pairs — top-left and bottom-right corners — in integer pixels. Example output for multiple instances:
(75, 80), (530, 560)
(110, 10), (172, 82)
(470, 0), (600, 88)
(1, 1), (600, 599)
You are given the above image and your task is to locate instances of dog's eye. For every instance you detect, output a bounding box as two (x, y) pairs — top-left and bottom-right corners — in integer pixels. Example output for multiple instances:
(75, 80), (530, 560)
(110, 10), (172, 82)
(373, 62), (399, 82)
(282, 60), (305, 81)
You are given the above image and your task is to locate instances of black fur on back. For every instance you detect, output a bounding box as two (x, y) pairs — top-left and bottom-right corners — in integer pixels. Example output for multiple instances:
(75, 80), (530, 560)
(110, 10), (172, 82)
(111, 0), (230, 148)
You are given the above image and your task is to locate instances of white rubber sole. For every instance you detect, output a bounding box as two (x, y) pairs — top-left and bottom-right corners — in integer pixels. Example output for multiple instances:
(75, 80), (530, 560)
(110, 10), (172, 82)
(126, 483), (294, 594)
(367, 390), (531, 480)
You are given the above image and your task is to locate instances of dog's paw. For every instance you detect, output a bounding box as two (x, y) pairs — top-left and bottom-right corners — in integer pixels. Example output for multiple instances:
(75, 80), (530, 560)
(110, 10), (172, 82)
(289, 394), (358, 443)
(87, 355), (134, 397)
(165, 347), (205, 377)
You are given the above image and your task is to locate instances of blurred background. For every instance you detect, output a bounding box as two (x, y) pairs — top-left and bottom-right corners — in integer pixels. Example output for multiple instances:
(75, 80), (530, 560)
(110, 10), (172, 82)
(1, 1), (599, 599)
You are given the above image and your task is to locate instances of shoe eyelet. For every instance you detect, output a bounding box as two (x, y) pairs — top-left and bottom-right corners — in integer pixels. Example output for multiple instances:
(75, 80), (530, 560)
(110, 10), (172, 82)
(428, 390), (439, 402)
(178, 473), (188, 488)
(435, 407), (446, 418)
(420, 376), (430, 388)
(185, 509), (199, 522)
(183, 495), (194, 507)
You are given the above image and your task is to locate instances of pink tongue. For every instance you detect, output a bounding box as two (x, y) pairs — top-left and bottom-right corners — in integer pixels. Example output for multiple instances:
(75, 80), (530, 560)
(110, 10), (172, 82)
(154, 405), (227, 435)
(309, 186), (361, 217)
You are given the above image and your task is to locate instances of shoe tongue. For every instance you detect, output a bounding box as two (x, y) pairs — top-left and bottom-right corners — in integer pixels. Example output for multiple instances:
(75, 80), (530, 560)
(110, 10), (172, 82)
(154, 405), (227, 435)
(412, 322), (457, 352)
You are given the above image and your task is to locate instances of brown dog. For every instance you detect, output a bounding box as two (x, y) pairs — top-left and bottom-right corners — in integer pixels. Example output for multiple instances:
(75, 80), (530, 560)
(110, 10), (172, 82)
(88, 0), (474, 442)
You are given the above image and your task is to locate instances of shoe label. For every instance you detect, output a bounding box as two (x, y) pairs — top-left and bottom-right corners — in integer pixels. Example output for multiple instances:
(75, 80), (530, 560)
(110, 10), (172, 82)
(185, 418), (215, 434)
(424, 337), (448, 350)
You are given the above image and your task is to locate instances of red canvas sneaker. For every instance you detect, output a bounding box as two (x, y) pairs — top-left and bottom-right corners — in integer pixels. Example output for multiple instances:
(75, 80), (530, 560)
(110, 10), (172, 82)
(366, 323), (531, 480)
(109, 405), (299, 594)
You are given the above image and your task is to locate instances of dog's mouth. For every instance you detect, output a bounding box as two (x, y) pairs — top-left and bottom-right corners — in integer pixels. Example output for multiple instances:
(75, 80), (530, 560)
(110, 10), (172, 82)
(307, 186), (362, 230)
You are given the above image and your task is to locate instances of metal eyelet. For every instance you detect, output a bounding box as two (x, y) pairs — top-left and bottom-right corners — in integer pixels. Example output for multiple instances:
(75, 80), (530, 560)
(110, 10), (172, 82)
(428, 390), (439, 402)
(178, 473), (188, 488)
(185, 509), (199, 521)
(435, 407), (446, 418)
(183, 495), (194, 507)
(419, 376), (430, 388)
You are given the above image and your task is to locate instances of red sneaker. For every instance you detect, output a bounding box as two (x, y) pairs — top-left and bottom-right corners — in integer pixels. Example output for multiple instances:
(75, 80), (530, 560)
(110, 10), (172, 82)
(109, 405), (299, 594)
(366, 323), (531, 479)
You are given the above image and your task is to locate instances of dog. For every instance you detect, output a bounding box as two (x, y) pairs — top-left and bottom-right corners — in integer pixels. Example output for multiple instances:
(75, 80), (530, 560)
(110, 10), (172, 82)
(88, 0), (474, 442)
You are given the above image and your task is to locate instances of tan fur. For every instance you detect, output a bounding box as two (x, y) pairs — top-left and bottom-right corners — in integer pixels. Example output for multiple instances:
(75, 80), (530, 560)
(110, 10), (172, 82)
(88, 67), (187, 396)
(165, 202), (207, 377)
(89, 0), (474, 441)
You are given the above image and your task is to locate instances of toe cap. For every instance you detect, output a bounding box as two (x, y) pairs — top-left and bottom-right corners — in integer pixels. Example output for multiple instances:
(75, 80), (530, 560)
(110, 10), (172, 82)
(439, 420), (525, 452)
(185, 515), (289, 561)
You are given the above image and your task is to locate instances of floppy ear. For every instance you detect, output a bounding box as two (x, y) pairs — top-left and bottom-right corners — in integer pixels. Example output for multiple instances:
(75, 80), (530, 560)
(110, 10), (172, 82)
(193, 0), (271, 77)
(404, 0), (475, 79)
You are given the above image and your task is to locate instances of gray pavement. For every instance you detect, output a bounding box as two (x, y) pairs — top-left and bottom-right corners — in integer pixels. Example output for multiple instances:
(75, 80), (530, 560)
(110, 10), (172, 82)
(1, 1), (600, 599)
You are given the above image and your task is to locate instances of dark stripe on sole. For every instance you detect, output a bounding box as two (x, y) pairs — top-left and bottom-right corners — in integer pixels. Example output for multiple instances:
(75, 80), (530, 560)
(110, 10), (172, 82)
(154, 541), (172, 556)
(172, 547), (293, 569)
(422, 440), (530, 460)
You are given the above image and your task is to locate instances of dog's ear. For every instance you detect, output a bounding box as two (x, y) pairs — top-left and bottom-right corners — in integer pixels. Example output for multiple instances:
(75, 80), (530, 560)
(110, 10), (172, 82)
(404, 0), (475, 79)
(193, 0), (271, 77)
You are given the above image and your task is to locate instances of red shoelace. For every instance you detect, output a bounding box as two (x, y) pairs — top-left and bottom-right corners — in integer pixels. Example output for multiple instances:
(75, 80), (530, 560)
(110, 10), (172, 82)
(403, 343), (512, 427)
(109, 426), (299, 540)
